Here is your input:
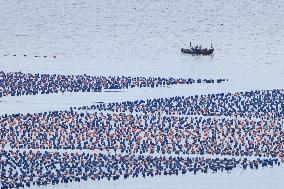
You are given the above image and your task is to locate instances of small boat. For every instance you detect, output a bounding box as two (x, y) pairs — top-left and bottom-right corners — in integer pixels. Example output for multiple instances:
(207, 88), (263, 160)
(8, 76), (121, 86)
(181, 43), (214, 55)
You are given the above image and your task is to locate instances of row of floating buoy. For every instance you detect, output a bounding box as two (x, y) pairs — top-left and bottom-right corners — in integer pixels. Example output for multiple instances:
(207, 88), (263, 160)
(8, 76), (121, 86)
(2, 54), (57, 58)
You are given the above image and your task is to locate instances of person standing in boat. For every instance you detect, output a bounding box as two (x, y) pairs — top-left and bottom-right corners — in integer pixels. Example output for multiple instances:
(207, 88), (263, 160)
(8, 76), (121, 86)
(190, 42), (194, 51)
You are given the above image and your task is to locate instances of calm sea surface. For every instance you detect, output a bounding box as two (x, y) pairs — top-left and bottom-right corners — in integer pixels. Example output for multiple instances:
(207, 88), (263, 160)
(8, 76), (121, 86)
(0, 0), (283, 78)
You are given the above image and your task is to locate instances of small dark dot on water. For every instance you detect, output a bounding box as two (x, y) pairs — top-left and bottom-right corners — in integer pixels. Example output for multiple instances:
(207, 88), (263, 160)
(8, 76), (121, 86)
(221, 24), (223, 25)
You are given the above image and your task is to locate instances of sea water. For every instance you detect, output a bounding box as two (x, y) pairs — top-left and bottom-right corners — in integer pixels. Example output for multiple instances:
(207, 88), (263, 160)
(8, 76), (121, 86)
(0, 0), (283, 188)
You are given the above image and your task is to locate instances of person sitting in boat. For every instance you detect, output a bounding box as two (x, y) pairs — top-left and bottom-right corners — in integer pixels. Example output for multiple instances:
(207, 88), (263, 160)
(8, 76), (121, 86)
(194, 46), (201, 53)
(193, 46), (198, 53)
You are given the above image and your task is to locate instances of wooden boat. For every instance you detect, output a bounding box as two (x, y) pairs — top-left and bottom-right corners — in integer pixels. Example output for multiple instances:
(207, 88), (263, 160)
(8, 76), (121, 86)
(181, 43), (214, 55)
